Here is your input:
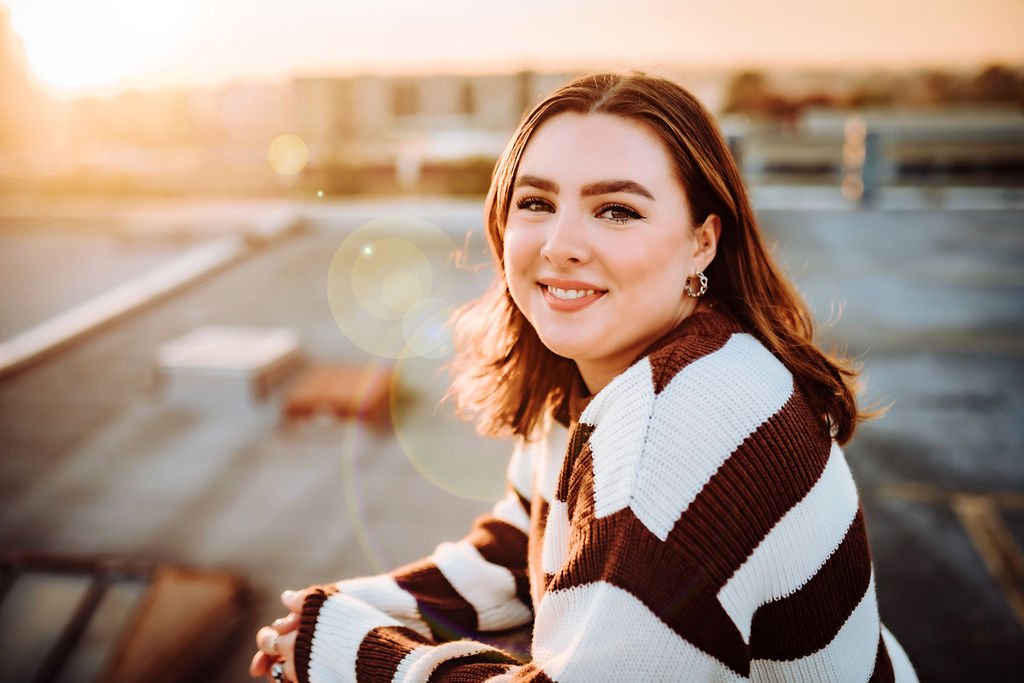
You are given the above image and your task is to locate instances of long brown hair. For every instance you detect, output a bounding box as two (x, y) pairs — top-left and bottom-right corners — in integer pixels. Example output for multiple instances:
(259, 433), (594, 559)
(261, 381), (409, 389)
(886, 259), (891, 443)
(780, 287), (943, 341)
(448, 71), (872, 444)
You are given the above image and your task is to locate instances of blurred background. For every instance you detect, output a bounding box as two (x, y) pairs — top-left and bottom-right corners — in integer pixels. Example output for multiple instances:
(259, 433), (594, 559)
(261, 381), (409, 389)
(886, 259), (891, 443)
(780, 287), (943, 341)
(0, 0), (1022, 681)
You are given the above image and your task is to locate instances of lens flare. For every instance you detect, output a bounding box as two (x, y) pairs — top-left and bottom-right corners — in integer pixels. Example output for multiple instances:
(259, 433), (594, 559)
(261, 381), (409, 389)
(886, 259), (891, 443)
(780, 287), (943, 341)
(391, 352), (507, 502)
(381, 269), (425, 314)
(328, 215), (505, 504)
(401, 297), (454, 359)
(337, 359), (402, 574)
(267, 134), (309, 175)
(328, 216), (462, 359)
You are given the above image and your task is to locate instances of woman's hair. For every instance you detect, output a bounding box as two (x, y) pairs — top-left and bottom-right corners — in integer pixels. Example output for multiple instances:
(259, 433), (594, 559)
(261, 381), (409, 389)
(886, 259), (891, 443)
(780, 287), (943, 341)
(447, 71), (872, 445)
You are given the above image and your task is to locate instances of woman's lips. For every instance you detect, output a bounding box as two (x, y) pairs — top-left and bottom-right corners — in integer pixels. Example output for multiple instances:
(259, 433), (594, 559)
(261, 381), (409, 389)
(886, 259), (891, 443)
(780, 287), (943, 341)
(539, 283), (605, 312)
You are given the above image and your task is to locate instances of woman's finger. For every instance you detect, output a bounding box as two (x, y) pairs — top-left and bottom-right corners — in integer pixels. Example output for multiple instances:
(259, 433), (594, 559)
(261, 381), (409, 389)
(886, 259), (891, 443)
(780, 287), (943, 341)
(280, 588), (309, 612)
(256, 625), (282, 655)
(249, 650), (275, 677)
(276, 630), (297, 658)
(276, 631), (299, 681)
(271, 611), (299, 634)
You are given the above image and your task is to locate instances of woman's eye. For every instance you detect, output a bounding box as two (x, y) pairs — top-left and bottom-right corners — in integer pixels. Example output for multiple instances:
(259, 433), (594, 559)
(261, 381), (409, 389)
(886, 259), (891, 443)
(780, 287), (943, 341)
(515, 197), (552, 213)
(598, 204), (643, 224)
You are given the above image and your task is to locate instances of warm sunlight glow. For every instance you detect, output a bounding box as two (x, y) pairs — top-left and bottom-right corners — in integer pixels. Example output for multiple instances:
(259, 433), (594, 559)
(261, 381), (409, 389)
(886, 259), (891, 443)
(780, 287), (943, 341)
(3, 0), (1022, 98)
(7, 0), (199, 96)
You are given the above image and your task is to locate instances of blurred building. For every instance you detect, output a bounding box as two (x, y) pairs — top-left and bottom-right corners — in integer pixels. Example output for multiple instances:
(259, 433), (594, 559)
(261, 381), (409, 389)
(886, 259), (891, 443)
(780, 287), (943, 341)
(291, 71), (573, 167)
(2, 0), (1022, 199)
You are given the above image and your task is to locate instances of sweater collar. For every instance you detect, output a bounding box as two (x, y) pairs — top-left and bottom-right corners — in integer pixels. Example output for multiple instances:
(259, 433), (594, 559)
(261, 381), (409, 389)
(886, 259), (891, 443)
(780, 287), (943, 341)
(633, 306), (737, 362)
(563, 307), (738, 426)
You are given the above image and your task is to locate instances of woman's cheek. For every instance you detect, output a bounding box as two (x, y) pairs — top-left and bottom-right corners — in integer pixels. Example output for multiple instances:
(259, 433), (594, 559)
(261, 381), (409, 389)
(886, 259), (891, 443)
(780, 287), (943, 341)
(502, 229), (532, 287)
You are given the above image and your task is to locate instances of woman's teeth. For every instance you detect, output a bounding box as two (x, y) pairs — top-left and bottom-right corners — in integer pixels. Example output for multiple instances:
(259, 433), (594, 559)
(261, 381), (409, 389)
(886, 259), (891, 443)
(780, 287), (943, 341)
(546, 285), (598, 300)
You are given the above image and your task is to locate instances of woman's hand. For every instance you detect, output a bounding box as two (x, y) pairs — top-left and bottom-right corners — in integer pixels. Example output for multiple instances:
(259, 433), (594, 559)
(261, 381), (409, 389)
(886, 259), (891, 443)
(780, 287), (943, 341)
(249, 589), (309, 681)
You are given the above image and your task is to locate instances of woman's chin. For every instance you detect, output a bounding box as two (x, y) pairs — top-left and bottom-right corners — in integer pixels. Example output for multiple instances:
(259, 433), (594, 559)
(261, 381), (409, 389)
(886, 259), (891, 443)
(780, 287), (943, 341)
(534, 333), (592, 362)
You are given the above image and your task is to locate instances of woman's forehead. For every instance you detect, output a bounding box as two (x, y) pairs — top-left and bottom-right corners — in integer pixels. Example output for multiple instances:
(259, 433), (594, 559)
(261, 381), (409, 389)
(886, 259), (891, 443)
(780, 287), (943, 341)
(516, 112), (677, 189)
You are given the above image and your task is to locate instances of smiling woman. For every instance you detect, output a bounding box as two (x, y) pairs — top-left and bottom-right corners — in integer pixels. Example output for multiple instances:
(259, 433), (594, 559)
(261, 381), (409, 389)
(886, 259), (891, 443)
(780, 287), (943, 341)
(6, 0), (199, 96)
(250, 72), (918, 683)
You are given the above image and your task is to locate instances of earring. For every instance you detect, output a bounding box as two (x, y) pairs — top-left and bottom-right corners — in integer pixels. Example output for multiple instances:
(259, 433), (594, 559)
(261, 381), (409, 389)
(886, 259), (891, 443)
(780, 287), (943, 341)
(685, 271), (708, 298)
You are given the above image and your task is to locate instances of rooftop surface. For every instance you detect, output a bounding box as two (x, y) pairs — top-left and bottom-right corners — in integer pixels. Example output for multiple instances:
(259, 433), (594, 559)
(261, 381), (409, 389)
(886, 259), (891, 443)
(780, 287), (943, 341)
(0, 193), (1021, 681)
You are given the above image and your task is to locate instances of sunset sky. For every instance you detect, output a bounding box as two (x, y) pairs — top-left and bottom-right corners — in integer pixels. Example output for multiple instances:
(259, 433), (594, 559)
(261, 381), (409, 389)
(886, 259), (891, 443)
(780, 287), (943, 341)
(4, 0), (1023, 98)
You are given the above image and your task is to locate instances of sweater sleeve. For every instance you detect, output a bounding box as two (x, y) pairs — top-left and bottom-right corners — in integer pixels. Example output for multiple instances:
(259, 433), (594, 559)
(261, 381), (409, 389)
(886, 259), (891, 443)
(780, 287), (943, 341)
(295, 437), (536, 669)
(293, 588), (523, 682)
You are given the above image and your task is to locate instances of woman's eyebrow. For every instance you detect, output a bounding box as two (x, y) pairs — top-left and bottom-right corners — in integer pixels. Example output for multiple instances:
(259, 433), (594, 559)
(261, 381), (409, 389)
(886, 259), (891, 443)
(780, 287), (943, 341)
(581, 179), (655, 200)
(515, 175), (655, 200)
(514, 175), (558, 194)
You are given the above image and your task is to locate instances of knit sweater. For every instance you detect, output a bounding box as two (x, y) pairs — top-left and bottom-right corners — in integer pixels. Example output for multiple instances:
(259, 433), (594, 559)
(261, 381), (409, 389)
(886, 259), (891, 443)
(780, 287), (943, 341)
(293, 309), (917, 682)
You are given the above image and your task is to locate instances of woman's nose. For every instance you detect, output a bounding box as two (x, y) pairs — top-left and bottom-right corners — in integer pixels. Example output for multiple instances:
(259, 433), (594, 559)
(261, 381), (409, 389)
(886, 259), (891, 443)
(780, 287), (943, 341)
(540, 209), (591, 266)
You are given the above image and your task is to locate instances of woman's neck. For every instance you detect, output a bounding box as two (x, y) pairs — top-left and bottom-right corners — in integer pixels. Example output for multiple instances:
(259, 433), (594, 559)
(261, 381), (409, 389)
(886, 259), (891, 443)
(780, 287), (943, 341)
(576, 300), (714, 395)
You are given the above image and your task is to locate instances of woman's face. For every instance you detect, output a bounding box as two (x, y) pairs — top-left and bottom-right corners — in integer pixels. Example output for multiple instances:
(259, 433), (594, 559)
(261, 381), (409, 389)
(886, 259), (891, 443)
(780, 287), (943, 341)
(503, 112), (718, 394)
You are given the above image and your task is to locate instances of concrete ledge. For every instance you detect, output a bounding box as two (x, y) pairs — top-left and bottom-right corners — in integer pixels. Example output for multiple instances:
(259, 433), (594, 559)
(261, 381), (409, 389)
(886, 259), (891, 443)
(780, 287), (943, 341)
(0, 214), (303, 380)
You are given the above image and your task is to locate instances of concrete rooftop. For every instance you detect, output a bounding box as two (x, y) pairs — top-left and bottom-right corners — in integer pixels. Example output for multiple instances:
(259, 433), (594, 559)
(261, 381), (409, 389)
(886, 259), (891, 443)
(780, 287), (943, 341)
(0, 194), (1021, 681)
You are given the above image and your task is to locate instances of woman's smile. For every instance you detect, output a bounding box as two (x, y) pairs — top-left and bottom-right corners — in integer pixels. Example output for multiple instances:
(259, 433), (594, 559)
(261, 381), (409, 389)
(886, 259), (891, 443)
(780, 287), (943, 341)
(538, 277), (607, 311)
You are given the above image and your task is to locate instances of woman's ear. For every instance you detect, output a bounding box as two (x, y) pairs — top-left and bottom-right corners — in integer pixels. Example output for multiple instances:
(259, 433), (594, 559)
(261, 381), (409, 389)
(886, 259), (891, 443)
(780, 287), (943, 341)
(693, 214), (721, 270)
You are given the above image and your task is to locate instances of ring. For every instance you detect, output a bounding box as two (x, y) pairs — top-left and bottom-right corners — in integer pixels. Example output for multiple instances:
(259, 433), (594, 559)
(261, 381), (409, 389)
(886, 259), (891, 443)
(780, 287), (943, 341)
(267, 630), (280, 655)
(271, 660), (286, 683)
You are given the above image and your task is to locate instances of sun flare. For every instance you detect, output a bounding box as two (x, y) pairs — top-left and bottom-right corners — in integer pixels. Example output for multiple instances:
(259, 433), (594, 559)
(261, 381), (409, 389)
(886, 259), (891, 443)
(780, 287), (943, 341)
(6, 0), (199, 96)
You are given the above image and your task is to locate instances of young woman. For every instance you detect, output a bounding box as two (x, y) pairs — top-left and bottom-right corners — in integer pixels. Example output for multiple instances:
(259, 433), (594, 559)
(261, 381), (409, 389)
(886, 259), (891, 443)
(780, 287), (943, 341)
(251, 72), (917, 682)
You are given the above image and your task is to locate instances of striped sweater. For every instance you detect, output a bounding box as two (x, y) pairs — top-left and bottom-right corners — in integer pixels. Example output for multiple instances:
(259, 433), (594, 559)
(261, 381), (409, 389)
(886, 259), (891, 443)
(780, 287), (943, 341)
(294, 310), (917, 682)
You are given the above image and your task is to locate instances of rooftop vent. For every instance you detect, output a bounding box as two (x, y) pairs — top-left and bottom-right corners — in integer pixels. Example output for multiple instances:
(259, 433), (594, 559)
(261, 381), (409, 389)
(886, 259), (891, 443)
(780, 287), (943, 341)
(156, 326), (302, 409)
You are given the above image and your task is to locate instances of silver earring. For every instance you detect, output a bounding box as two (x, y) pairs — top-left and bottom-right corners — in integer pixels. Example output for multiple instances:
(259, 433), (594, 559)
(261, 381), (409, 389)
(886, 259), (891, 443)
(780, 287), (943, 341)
(685, 271), (708, 298)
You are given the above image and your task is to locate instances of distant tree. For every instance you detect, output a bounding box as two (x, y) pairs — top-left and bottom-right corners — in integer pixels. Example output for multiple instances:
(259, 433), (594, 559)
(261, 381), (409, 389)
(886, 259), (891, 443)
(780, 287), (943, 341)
(916, 70), (966, 106)
(794, 93), (837, 110)
(723, 70), (771, 114)
(848, 82), (894, 108)
(723, 70), (795, 123)
(971, 64), (1023, 105)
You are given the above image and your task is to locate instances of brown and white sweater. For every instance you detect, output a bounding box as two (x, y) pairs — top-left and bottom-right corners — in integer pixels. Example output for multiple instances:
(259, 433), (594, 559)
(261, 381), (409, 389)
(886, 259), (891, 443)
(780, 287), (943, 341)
(293, 310), (917, 682)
